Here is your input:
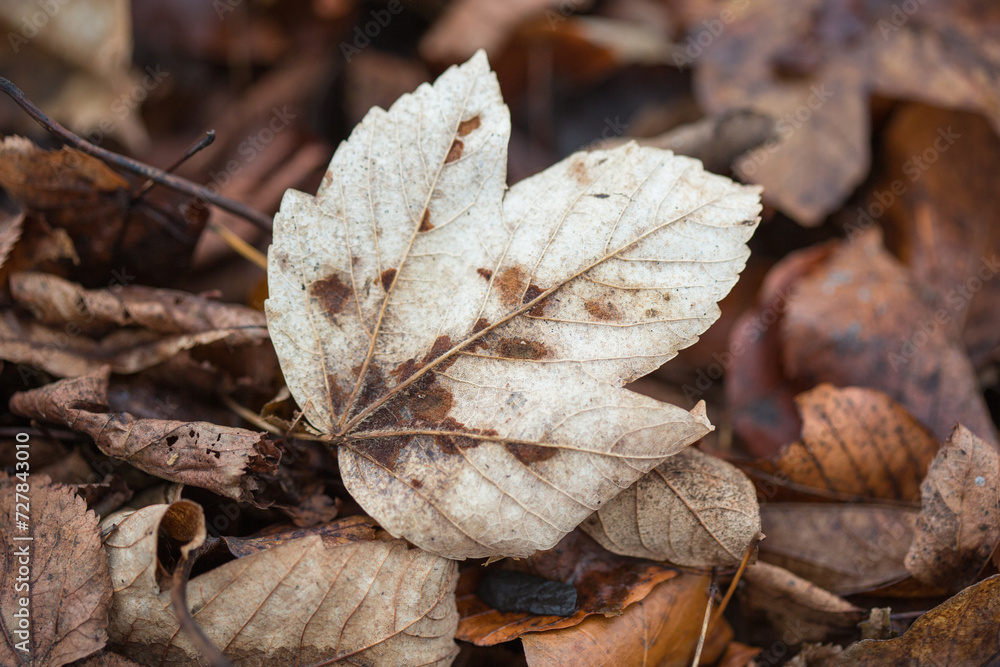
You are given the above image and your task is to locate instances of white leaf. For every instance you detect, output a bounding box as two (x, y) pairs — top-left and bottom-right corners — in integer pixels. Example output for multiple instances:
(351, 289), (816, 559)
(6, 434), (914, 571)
(266, 51), (761, 560)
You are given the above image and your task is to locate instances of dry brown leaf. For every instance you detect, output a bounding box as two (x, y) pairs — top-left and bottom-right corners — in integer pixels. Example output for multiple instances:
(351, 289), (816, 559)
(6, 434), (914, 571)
(0, 475), (112, 667)
(222, 514), (378, 556)
(266, 51), (761, 560)
(580, 447), (761, 566)
(520, 572), (731, 667)
(905, 425), (1000, 590)
(742, 384), (940, 503)
(70, 652), (145, 667)
(0, 138), (208, 285)
(456, 529), (677, 645)
(0, 207), (25, 274)
(741, 562), (865, 643)
(781, 230), (997, 448)
(9, 369), (280, 503)
(839, 574), (1000, 665)
(759, 503), (917, 595)
(695, 0), (1000, 225)
(420, 0), (594, 63)
(876, 104), (1000, 369)
(101, 503), (460, 666)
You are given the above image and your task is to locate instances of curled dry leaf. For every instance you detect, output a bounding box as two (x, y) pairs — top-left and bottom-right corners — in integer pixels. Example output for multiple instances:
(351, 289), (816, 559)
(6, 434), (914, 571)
(9, 369), (279, 503)
(905, 425), (1000, 590)
(741, 562), (865, 643)
(0, 272), (268, 378)
(741, 384), (940, 503)
(101, 503), (460, 666)
(0, 475), (112, 667)
(0, 207), (25, 273)
(580, 447), (761, 566)
(265, 51), (761, 560)
(521, 572), (732, 667)
(759, 503), (917, 595)
(781, 230), (998, 448)
(457, 530), (678, 645)
(70, 652), (145, 667)
(839, 575), (1000, 666)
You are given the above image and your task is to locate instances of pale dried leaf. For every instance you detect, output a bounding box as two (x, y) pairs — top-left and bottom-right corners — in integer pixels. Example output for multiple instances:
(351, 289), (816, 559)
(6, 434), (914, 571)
(9, 370), (279, 503)
(266, 51), (761, 560)
(101, 504), (460, 666)
(0, 475), (112, 667)
(905, 425), (1000, 589)
(0, 207), (24, 272)
(580, 447), (761, 566)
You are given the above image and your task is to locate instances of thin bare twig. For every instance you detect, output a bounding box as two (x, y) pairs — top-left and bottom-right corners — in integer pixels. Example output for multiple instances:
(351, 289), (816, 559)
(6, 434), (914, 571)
(171, 541), (233, 667)
(691, 579), (718, 667)
(710, 532), (764, 630)
(0, 78), (273, 231)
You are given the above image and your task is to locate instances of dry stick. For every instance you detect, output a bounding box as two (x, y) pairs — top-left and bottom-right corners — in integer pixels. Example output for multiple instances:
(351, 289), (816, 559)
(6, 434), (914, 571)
(709, 532), (765, 631)
(171, 542), (233, 667)
(134, 130), (217, 200)
(0, 77), (273, 232)
(691, 579), (719, 667)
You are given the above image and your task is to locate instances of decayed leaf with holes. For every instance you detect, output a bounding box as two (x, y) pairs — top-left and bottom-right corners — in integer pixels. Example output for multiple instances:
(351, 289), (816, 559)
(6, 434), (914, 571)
(9, 369), (279, 503)
(905, 425), (1000, 590)
(101, 503), (459, 666)
(266, 51), (761, 560)
(579, 447), (761, 566)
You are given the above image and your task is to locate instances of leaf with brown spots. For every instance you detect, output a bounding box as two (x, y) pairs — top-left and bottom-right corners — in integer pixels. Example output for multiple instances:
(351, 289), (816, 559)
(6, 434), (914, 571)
(905, 425), (1000, 590)
(266, 51), (761, 560)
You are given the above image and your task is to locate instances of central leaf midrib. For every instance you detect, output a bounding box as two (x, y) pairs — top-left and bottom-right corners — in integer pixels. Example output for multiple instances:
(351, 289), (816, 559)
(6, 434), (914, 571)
(338, 191), (728, 438)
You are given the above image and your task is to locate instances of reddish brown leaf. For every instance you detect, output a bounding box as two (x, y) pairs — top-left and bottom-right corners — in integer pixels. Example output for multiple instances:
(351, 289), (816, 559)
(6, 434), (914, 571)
(840, 575), (1000, 665)
(741, 384), (940, 503)
(905, 425), (1000, 590)
(456, 530), (678, 645)
(781, 231), (997, 448)
(9, 369), (279, 503)
(521, 572), (731, 667)
(0, 475), (112, 667)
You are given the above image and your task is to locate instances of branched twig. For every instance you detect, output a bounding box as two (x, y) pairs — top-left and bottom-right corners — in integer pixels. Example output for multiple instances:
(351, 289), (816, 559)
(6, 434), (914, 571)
(0, 78), (273, 231)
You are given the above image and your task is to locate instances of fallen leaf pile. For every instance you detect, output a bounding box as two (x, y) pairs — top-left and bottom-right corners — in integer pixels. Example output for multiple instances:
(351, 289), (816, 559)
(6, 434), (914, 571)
(3, 1), (1000, 665)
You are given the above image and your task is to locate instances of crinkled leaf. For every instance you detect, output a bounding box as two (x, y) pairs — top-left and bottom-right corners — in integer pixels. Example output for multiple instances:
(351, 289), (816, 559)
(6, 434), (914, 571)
(266, 51), (761, 560)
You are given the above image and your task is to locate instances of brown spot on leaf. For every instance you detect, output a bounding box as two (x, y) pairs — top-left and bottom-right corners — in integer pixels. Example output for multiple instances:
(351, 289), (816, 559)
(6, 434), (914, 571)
(494, 337), (549, 360)
(391, 359), (421, 384)
(424, 335), (453, 363)
(310, 273), (351, 316)
(523, 284), (550, 317)
(380, 268), (397, 292)
(496, 265), (527, 308)
(327, 373), (350, 416)
(445, 139), (464, 164)
(410, 478), (423, 488)
(354, 363), (388, 413)
(352, 439), (404, 471)
(507, 442), (559, 464)
(419, 208), (434, 232)
(585, 299), (620, 321)
(458, 115), (481, 136)
(477, 267), (492, 281)
(569, 159), (590, 185)
(472, 317), (491, 334)
(411, 384), (454, 421)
